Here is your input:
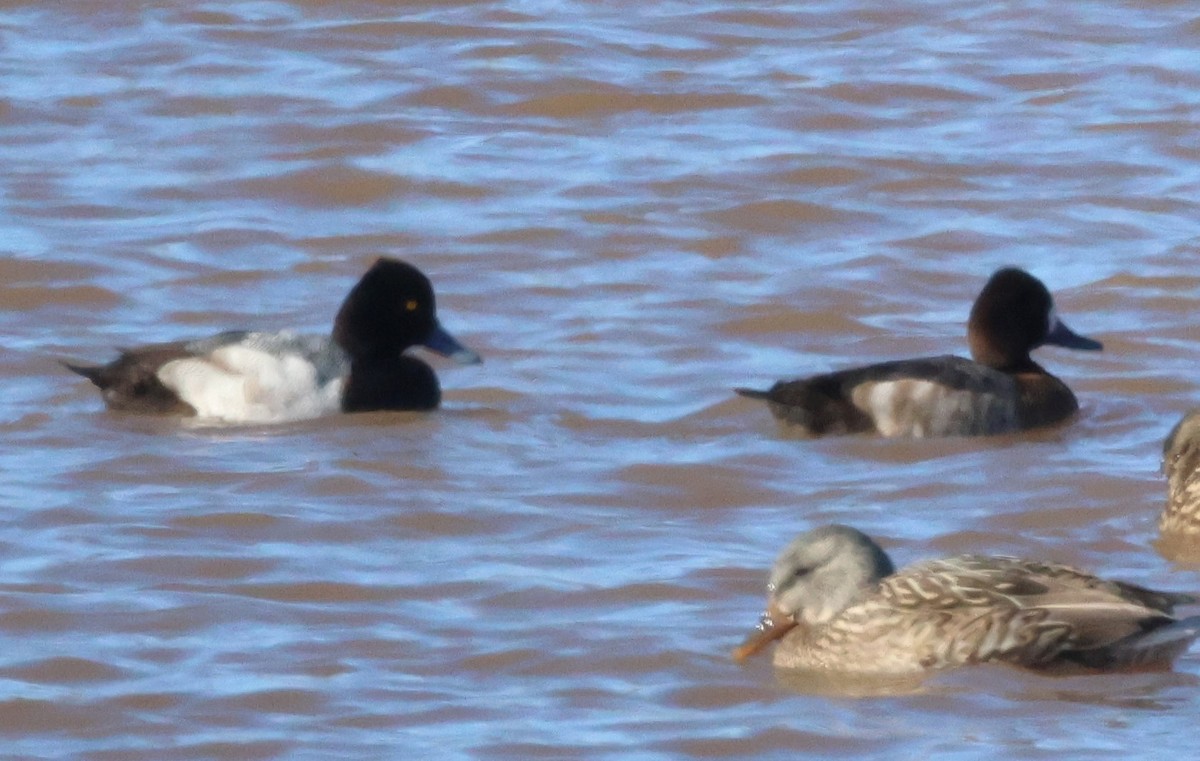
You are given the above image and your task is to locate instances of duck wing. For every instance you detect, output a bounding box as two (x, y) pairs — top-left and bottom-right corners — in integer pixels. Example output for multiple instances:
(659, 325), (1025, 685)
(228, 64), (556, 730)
(878, 556), (1198, 670)
(738, 355), (1017, 436)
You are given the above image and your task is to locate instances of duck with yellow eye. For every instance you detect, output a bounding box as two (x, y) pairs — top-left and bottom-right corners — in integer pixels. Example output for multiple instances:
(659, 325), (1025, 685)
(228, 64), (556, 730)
(65, 257), (481, 423)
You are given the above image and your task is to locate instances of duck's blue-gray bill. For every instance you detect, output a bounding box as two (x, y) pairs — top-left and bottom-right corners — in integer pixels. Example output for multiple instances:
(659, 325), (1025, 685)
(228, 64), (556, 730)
(1045, 318), (1102, 351)
(423, 322), (482, 365)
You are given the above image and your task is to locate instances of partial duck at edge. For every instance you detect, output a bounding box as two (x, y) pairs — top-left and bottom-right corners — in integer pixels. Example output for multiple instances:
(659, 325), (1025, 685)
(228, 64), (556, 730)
(1161, 409), (1200, 537)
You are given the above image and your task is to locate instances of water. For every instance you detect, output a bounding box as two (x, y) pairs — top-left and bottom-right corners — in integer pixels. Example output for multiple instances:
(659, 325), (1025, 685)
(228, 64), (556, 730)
(2, 1), (1200, 758)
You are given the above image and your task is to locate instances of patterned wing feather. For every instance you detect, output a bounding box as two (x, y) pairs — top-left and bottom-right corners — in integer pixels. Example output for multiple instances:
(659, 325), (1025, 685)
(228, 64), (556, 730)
(877, 555), (1191, 665)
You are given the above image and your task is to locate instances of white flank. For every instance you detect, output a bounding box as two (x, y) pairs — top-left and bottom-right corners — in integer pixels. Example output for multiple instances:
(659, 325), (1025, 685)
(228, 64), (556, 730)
(851, 378), (1017, 437)
(157, 345), (344, 423)
(853, 380), (940, 437)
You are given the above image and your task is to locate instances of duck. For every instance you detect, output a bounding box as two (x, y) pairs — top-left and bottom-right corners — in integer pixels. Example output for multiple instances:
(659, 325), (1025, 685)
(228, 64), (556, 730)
(733, 525), (1200, 675)
(736, 268), (1102, 437)
(65, 257), (481, 423)
(1160, 409), (1200, 536)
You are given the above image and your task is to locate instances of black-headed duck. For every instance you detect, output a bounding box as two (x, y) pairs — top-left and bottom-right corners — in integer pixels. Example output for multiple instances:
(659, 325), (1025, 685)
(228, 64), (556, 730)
(65, 258), (481, 423)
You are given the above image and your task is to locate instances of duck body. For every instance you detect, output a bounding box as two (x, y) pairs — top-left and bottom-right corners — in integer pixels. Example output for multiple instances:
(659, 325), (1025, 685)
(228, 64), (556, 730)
(65, 258), (480, 423)
(1160, 409), (1200, 536)
(737, 268), (1101, 438)
(739, 354), (1080, 437)
(735, 525), (1200, 675)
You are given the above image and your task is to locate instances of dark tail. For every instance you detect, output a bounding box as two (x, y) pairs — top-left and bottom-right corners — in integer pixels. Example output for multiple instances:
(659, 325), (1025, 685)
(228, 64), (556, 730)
(1071, 615), (1200, 671)
(734, 387), (771, 400)
(61, 360), (106, 388)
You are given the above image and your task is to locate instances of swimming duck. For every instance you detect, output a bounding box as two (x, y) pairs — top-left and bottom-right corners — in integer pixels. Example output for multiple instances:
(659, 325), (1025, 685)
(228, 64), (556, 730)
(65, 257), (481, 423)
(736, 268), (1102, 437)
(1160, 409), (1200, 536)
(734, 525), (1200, 674)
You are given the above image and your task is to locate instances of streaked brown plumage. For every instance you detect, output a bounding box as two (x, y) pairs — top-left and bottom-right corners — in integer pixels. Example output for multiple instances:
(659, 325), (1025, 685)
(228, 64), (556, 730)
(734, 525), (1199, 674)
(1161, 409), (1200, 537)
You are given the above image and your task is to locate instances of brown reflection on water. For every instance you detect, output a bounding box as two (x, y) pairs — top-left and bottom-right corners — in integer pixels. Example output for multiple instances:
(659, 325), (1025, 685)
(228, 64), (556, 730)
(3, 0), (1200, 758)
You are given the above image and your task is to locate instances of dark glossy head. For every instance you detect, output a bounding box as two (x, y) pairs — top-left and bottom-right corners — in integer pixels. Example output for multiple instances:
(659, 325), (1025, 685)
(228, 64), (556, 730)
(332, 258), (481, 364)
(967, 268), (1102, 370)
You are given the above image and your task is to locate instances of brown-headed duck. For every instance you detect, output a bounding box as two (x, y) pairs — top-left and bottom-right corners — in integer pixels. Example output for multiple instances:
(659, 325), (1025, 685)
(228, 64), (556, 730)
(737, 268), (1102, 437)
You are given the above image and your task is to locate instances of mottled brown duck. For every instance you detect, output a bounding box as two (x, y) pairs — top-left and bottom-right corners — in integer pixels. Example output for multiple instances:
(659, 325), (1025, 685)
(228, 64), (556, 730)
(1161, 409), (1200, 537)
(735, 525), (1200, 674)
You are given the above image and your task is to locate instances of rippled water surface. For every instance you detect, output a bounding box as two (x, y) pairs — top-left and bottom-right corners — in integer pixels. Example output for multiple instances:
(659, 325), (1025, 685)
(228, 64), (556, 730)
(4, 1), (1200, 758)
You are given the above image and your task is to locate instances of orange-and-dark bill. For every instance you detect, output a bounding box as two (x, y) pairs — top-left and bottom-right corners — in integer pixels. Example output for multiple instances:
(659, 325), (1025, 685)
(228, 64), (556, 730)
(731, 602), (797, 663)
